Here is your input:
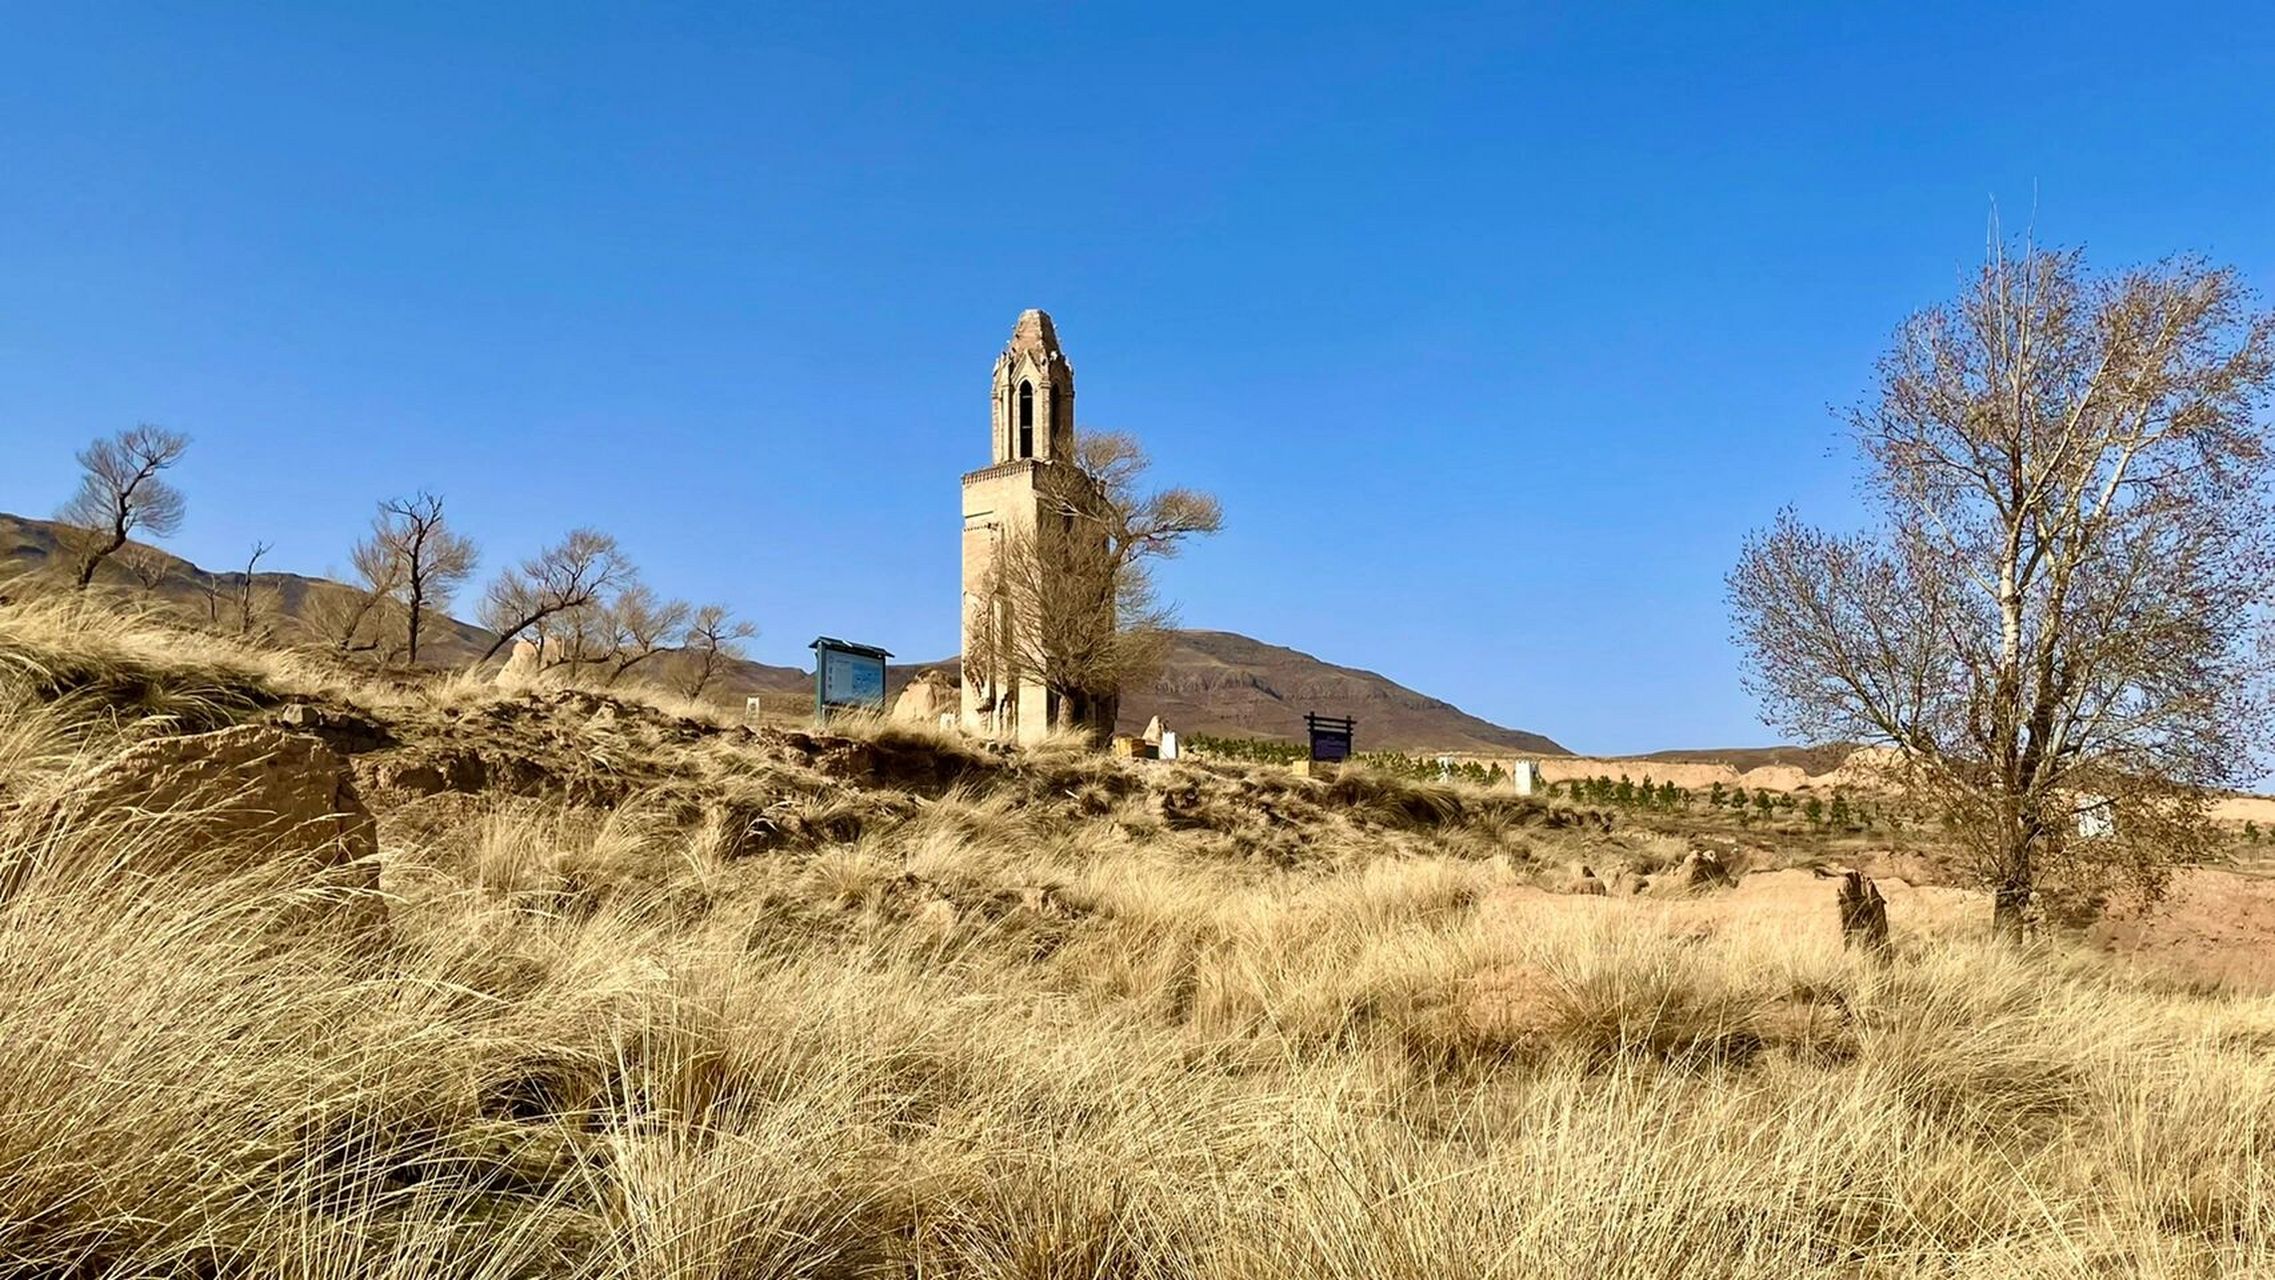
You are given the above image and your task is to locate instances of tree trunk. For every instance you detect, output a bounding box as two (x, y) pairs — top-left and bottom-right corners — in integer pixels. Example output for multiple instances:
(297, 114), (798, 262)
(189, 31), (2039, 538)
(1050, 687), (1119, 747)
(1990, 818), (2039, 943)
(1051, 687), (1082, 736)
(1991, 880), (2032, 942)
(74, 528), (128, 588)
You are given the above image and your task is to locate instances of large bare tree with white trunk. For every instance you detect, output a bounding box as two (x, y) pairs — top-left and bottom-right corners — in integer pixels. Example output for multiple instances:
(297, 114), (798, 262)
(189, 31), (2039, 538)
(1730, 242), (2275, 938)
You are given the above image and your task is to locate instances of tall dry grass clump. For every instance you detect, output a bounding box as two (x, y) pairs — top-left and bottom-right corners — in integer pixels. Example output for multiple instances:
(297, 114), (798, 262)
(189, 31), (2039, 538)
(6, 598), (2275, 1277)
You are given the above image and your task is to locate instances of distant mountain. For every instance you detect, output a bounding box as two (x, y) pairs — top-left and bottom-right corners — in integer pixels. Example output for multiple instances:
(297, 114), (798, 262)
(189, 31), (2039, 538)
(1, 513), (1566, 755)
(1114, 630), (1566, 754)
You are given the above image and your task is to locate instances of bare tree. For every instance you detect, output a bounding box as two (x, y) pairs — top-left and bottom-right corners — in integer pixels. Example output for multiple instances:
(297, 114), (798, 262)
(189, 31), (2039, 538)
(193, 545), (271, 629)
(1729, 241), (2275, 938)
(116, 542), (178, 591)
(595, 584), (692, 685)
(232, 541), (273, 636)
(968, 431), (1222, 737)
(57, 425), (190, 587)
(194, 571), (226, 626)
(1064, 432), (1225, 563)
(478, 529), (629, 661)
(369, 493), (477, 665)
(535, 598), (611, 677)
(674, 604), (757, 701)
(311, 533), (408, 655)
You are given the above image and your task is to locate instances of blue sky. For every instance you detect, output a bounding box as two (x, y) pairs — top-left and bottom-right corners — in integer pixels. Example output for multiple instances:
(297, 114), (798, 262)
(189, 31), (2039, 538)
(3, 4), (2271, 754)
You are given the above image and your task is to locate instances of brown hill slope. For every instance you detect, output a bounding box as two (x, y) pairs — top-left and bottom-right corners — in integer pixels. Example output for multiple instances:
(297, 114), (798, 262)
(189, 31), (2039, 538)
(1, 512), (1565, 754)
(1117, 630), (1567, 754)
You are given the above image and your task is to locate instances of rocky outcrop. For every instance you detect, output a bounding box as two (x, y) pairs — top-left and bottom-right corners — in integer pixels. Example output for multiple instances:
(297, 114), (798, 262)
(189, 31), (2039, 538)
(72, 725), (380, 914)
(351, 689), (713, 806)
(1660, 848), (1740, 893)
(494, 639), (542, 687)
(890, 669), (953, 724)
(358, 746), (503, 799)
(272, 701), (395, 754)
(1607, 869), (1653, 896)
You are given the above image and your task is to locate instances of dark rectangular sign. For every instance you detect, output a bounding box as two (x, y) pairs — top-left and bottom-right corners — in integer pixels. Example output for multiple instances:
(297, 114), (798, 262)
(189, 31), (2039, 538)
(1306, 712), (1356, 762)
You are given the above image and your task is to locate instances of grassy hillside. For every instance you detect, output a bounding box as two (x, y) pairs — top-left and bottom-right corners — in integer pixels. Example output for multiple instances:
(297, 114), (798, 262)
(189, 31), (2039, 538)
(0, 511), (500, 660)
(4, 589), (2275, 1276)
(2, 513), (1568, 753)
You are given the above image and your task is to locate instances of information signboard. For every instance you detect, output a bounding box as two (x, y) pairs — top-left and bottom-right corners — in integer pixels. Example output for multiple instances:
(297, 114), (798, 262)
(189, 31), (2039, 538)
(810, 636), (893, 719)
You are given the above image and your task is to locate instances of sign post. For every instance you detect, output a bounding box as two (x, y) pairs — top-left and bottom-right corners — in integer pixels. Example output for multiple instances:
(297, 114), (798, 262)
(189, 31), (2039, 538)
(1305, 712), (1355, 763)
(809, 636), (893, 722)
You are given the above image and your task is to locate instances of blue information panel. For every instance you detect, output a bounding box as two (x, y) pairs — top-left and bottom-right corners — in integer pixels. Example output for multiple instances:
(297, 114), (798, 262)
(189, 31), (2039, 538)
(811, 636), (893, 719)
(821, 647), (886, 707)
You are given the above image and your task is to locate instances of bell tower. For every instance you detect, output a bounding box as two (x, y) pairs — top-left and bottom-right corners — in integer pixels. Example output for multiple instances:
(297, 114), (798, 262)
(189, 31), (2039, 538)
(961, 309), (1097, 744)
(989, 309), (1076, 464)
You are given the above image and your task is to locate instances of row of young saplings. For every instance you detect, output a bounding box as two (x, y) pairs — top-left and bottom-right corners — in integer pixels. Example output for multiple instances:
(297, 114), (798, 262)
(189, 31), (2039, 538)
(1185, 736), (1890, 832)
(1552, 775), (1891, 832)
(1182, 734), (1521, 784)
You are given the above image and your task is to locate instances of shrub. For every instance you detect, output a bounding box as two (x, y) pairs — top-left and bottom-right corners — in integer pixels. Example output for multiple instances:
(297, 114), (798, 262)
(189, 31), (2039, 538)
(1185, 734), (1305, 765)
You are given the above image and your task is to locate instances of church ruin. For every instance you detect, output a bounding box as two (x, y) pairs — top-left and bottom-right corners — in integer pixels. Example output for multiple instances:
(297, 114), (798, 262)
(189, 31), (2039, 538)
(959, 309), (1113, 743)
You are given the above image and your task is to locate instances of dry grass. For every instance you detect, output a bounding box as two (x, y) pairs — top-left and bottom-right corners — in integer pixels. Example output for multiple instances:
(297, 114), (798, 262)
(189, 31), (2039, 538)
(5, 596), (2275, 1277)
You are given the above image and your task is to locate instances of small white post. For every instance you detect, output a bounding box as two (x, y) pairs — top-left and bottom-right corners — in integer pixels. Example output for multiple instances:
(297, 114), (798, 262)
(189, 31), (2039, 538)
(1513, 760), (1542, 796)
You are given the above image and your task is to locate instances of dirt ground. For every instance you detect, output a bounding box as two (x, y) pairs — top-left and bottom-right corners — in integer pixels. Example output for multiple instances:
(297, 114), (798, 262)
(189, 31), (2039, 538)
(2083, 864), (2275, 993)
(1482, 864), (2275, 995)
(1481, 868), (1983, 952)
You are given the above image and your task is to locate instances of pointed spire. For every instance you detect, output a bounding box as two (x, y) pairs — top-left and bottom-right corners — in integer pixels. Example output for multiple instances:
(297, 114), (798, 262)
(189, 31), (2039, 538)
(988, 308), (1076, 465)
(1005, 308), (1061, 356)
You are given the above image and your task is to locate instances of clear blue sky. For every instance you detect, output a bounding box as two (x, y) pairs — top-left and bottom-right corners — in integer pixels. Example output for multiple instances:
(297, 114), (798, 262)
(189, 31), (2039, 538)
(3, 4), (2271, 754)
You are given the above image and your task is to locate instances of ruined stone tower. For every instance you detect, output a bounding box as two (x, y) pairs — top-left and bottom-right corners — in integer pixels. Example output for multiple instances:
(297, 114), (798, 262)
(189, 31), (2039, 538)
(960, 309), (1101, 743)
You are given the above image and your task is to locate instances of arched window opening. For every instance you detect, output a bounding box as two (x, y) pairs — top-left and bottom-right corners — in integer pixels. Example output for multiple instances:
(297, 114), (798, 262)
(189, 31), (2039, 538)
(1018, 381), (1035, 458)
